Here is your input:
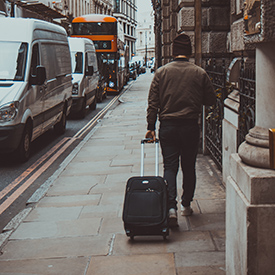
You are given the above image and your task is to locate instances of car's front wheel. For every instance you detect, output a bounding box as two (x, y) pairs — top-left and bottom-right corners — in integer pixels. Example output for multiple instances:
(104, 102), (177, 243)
(18, 122), (32, 162)
(54, 108), (66, 135)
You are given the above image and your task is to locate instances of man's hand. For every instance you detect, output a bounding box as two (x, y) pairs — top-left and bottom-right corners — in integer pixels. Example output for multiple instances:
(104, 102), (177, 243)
(145, 130), (156, 142)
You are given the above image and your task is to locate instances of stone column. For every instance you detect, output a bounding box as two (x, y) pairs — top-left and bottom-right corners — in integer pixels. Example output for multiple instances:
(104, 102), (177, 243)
(238, 42), (275, 169)
(226, 1), (275, 274)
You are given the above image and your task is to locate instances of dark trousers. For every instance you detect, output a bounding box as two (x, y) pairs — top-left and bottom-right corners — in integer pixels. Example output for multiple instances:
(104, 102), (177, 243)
(159, 120), (200, 210)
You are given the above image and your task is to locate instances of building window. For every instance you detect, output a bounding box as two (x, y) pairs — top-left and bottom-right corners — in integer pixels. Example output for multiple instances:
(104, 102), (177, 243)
(114, 0), (120, 13)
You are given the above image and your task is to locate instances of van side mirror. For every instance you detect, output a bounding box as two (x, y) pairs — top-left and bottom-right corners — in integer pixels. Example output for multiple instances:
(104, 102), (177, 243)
(36, 66), (46, 85)
(30, 65), (46, 85)
(86, 65), (94, 76)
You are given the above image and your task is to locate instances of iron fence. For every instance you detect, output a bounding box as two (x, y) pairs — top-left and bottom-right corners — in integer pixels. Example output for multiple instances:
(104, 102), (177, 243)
(205, 58), (228, 171)
(238, 57), (256, 146)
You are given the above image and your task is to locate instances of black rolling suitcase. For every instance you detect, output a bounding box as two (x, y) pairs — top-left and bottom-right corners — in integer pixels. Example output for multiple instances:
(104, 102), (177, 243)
(122, 138), (169, 240)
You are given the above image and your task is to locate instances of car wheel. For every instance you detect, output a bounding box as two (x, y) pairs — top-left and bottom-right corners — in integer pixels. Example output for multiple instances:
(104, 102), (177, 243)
(18, 122), (32, 162)
(54, 108), (66, 135)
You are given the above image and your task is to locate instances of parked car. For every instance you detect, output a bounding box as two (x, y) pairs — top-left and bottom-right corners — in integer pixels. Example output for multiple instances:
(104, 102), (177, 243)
(0, 18), (72, 162)
(68, 37), (99, 118)
(131, 56), (146, 74)
(129, 61), (137, 80)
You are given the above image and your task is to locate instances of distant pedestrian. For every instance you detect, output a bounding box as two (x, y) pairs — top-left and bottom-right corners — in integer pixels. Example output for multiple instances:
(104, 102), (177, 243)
(145, 33), (216, 227)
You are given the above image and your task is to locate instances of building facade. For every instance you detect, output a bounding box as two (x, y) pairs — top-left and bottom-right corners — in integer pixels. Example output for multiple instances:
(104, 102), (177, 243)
(136, 10), (155, 63)
(113, 0), (137, 57)
(1, 0), (113, 30)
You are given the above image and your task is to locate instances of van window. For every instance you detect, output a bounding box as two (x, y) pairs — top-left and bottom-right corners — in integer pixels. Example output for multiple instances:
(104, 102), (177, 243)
(55, 44), (71, 76)
(40, 43), (56, 80)
(71, 52), (83, 73)
(86, 51), (97, 72)
(30, 44), (39, 78)
(0, 42), (28, 81)
(40, 43), (71, 79)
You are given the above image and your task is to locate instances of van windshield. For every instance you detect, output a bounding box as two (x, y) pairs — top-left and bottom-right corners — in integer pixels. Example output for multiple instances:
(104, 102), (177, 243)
(0, 42), (28, 81)
(70, 51), (83, 74)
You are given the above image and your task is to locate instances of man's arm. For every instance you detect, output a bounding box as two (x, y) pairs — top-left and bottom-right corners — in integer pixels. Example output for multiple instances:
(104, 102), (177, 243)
(146, 72), (160, 131)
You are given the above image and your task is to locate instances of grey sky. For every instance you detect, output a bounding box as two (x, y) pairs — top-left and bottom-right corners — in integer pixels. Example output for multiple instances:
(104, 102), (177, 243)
(137, 0), (153, 20)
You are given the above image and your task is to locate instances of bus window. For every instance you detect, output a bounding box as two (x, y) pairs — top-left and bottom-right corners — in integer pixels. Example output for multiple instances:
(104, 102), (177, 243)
(72, 22), (117, 36)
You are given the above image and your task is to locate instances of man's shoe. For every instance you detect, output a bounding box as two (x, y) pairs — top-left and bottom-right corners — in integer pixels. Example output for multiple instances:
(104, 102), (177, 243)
(168, 208), (178, 227)
(181, 205), (193, 216)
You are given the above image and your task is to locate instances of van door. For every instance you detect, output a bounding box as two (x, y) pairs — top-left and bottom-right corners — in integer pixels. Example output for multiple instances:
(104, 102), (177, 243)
(40, 42), (71, 131)
(85, 51), (97, 106)
(28, 43), (44, 140)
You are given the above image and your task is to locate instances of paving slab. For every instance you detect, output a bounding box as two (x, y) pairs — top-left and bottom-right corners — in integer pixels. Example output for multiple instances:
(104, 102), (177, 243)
(46, 175), (104, 196)
(37, 194), (101, 208)
(0, 257), (89, 275)
(62, 161), (133, 176)
(86, 253), (176, 275)
(112, 231), (216, 255)
(211, 230), (226, 251)
(177, 266), (225, 274)
(174, 251), (225, 269)
(79, 204), (120, 219)
(99, 217), (125, 235)
(10, 217), (101, 239)
(196, 199), (225, 214)
(24, 206), (83, 222)
(99, 192), (125, 207)
(0, 235), (112, 260)
(188, 213), (225, 231)
(89, 181), (125, 193)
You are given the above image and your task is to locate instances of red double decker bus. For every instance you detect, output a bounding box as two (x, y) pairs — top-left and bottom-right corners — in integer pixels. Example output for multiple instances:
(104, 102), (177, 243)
(71, 14), (128, 93)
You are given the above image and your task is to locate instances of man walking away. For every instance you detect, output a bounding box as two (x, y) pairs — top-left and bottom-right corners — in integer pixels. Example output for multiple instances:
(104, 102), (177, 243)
(145, 33), (216, 227)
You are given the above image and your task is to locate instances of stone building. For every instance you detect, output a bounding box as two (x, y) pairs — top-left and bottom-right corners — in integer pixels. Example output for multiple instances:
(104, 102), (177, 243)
(136, 10), (155, 62)
(151, 0), (275, 273)
(113, 0), (137, 58)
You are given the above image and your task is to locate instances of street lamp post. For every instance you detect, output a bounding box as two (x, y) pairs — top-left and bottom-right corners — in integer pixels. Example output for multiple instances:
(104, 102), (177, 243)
(145, 31), (147, 67)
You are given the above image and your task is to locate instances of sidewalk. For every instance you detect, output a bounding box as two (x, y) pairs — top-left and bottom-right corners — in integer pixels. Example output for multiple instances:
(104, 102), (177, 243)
(0, 72), (226, 275)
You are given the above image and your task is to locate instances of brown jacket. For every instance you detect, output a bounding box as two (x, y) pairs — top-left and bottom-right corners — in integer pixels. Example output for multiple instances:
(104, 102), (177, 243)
(147, 58), (216, 130)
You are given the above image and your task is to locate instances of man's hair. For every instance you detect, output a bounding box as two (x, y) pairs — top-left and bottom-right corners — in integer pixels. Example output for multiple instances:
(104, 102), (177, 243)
(172, 33), (192, 56)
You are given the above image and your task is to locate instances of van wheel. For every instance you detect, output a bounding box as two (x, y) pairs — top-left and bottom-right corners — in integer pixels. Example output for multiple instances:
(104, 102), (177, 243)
(97, 90), (103, 103)
(79, 97), (87, 118)
(54, 109), (66, 135)
(18, 123), (32, 162)
(89, 97), (96, 110)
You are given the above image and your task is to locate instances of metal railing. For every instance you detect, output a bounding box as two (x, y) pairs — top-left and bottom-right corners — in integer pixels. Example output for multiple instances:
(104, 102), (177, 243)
(238, 57), (256, 146)
(205, 58), (228, 171)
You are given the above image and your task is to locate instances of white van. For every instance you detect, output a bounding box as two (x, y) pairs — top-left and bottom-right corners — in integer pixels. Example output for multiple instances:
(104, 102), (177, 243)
(68, 37), (99, 118)
(0, 18), (72, 162)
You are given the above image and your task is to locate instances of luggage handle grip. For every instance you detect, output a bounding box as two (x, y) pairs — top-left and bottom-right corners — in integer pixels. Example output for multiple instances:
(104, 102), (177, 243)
(141, 138), (159, 144)
(141, 139), (159, 177)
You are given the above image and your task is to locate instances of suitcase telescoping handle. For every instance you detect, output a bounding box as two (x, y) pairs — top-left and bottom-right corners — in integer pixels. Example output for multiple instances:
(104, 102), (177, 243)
(140, 138), (159, 177)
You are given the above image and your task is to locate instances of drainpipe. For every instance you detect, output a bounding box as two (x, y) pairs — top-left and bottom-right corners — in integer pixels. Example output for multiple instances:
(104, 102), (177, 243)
(194, 0), (202, 66)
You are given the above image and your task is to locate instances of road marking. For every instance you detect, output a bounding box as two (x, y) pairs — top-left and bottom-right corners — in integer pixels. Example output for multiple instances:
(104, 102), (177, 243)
(74, 95), (119, 139)
(0, 138), (70, 201)
(0, 137), (76, 215)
